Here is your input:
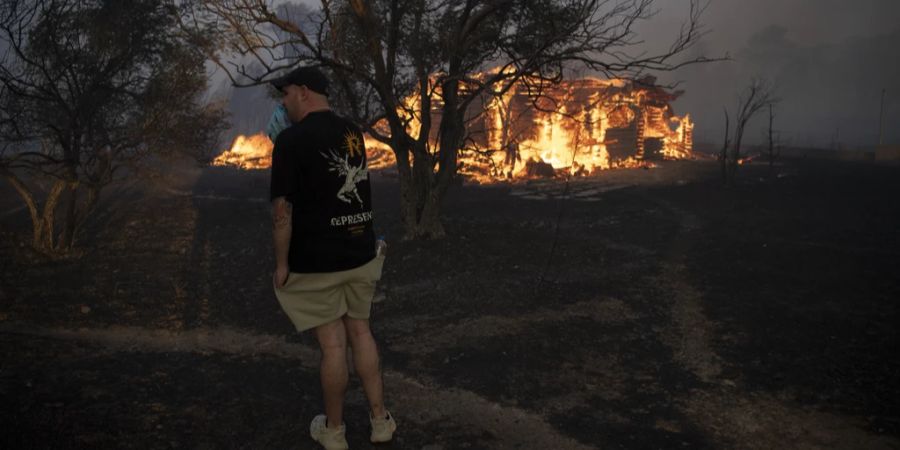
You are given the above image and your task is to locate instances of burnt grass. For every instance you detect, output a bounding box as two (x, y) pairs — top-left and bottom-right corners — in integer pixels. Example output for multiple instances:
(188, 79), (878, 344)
(1, 158), (899, 449)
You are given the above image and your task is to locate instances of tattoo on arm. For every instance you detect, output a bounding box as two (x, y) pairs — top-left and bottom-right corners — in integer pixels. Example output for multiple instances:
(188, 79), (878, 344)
(272, 198), (292, 229)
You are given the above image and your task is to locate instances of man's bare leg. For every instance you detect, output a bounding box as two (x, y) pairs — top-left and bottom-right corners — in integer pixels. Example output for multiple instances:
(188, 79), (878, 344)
(343, 316), (386, 419)
(314, 318), (348, 429)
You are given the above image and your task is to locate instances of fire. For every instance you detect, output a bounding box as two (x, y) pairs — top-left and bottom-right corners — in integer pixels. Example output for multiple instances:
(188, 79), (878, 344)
(363, 136), (397, 170)
(213, 133), (273, 169)
(213, 132), (397, 171)
(214, 75), (695, 183)
(365, 74), (694, 183)
(737, 156), (754, 165)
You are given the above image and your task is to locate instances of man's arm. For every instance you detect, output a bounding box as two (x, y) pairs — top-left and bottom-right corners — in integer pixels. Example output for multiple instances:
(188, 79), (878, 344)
(272, 196), (292, 287)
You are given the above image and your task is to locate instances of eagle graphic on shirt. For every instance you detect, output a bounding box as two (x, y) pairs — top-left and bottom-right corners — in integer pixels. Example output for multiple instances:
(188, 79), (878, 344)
(322, 133), (368, 206)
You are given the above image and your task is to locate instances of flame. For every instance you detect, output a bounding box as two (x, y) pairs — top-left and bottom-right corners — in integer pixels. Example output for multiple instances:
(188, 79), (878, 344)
(215, 75), (694, 183)
(363, 136), (397, 169)
(212, 132), (396, 170)
(213, 133), (273, 169)
(365, 74), (694, 183)
(737, 155), (754, 165)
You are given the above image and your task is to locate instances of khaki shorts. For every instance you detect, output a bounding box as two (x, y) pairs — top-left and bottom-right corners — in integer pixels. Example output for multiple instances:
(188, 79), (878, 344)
(274, 255), (384, 332)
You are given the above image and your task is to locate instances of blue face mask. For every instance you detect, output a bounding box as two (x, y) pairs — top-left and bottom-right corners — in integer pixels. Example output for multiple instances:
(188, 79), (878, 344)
(266, 104), (291, 142)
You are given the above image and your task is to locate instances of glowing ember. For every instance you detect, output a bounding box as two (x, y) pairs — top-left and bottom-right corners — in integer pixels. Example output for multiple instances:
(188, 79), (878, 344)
(213, 133), (273, 169)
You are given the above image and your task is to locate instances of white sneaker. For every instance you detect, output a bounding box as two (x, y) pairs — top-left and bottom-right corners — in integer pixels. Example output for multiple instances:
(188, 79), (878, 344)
(369, 410), (397, 443)
(309, 414), (349, 450)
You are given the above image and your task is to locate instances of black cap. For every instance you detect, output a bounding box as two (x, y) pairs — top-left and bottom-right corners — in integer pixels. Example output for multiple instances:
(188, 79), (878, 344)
(270, 66), (329, 97)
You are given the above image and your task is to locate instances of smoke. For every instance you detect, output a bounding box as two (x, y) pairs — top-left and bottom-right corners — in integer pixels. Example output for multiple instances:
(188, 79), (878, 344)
(648, 0), (900, 149)
(665, 26), (899, 149)
(225, 85), (276, 139)
(210, 1), (314, 150)
(217, 1), (900, 151)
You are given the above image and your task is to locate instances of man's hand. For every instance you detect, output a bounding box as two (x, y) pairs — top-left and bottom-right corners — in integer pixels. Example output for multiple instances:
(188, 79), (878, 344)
(273, 265), (290, 288)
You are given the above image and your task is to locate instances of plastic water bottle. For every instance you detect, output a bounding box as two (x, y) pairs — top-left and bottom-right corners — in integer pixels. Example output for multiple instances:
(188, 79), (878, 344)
(375, 235), (387, 257)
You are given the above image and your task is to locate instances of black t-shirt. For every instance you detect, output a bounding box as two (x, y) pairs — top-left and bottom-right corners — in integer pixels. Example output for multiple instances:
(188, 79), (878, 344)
(269, 110), (376, 273)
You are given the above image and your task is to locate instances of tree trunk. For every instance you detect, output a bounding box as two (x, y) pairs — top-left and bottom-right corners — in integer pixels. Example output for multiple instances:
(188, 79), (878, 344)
(728, 125), (745, 187)
(720, 149), (728, 185)
(39, 181), (67, 253)
(5, 173), (68, 254)
(404, 143), (444, 239)
(59, 181), (80, 249)
(416, 190), (446, 238)
(5, 173), (42, 247)
(405, 77), (466, 240)
(75, 185), (100, 240)
(767, 104), (776, 171)
(395, 116), (461, 240)
(60, 183), (99, 250)
(720, 109), (730, 186)
(384, 118), (421, 239)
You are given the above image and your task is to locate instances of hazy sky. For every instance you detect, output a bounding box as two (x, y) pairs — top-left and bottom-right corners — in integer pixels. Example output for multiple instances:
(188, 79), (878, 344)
(225, 0), (900, 149)
(640, 0), (900, 147)
(642, 0), (900, 50)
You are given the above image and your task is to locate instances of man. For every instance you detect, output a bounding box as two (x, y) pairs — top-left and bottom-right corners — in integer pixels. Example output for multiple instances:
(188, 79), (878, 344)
(268, 66), (396, 450)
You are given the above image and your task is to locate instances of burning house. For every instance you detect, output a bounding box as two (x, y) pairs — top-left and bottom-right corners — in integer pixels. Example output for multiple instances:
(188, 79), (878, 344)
(213, 74), (693, 182)
(365, 73), (693, 182)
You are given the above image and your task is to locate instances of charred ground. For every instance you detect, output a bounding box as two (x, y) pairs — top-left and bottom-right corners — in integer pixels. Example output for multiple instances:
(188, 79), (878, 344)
(1, 158), (898, 449)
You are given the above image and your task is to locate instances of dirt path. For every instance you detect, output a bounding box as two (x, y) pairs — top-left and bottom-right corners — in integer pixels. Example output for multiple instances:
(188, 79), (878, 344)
(649, 198), (723, 382)
(646, 196), (898, 450)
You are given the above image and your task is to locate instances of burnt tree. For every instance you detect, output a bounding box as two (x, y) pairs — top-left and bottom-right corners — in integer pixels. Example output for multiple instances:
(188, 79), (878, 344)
(0, 0), (226, 255)
(763, 103), (782, 172)
(721, 78), (777, 186)
(183, 0), (715, 239)
(720, 107), (730, 183)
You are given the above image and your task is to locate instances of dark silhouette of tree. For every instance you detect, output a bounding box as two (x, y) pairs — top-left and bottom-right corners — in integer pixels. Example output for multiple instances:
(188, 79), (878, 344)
(763, 103), (782, 172)
(719, 107), (730, 183)
(0, 0), (227, 255)
(720, 78), (777, 186)
(182, 0), (716, 238)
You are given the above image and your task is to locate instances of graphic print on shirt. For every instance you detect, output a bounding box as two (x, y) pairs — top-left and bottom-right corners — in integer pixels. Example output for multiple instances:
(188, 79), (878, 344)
(343, 130), (364, 158)
(322, 131), (368, 206)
